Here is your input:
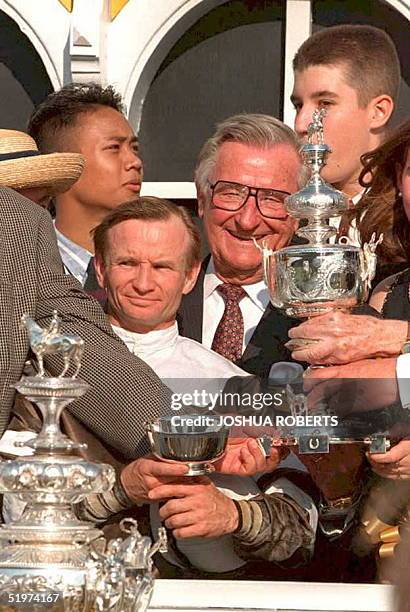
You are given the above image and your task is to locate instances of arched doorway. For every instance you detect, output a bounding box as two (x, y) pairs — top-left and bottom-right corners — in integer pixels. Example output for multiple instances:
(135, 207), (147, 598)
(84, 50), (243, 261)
(0, 9), (53, 130)
(137, 0), (284, 183)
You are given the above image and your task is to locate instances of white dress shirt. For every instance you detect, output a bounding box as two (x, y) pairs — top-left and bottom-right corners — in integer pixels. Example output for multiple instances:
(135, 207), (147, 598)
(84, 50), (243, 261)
(112, 321), (247, 385)
(54, 224), (92, 285)
(113, 321), (254, 571)
(202, 257), (270, 353)
(112, 321), (316, 572)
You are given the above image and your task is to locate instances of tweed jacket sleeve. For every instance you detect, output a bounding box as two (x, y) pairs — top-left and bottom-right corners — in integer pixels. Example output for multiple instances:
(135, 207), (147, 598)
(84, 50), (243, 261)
(0, 187), (172, 459)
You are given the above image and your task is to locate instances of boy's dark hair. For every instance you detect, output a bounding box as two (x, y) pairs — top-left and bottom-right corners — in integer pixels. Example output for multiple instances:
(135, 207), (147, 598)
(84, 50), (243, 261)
(293, 25), (400, 108)
(28, 83), (125, 153)
(352, 118), (410, 263)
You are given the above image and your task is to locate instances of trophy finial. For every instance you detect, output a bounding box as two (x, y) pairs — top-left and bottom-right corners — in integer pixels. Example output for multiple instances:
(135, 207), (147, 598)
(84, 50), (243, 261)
(307, 108), (327, 145)
(21, 311), (84, 378)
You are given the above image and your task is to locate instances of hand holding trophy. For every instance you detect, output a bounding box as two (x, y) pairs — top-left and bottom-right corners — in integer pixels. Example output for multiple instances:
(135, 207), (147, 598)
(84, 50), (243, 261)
(259, 110), (387, 455)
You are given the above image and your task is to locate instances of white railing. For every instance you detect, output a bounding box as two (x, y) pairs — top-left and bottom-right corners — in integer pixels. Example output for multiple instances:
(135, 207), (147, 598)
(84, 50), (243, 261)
(150, 580), (396, 612)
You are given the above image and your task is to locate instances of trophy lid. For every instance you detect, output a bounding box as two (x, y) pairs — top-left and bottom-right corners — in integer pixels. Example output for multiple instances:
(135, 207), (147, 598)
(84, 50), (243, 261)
(284, 109), (349, 235)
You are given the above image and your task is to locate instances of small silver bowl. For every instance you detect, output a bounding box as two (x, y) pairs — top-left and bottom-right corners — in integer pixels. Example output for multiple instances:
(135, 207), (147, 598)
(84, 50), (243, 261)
(146, 415), (230, 475)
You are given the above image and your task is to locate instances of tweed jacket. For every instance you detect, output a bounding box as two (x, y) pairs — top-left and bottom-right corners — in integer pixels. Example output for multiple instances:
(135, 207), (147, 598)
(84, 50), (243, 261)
(178, 256), (298, 378)
(0, 187), (172, 460)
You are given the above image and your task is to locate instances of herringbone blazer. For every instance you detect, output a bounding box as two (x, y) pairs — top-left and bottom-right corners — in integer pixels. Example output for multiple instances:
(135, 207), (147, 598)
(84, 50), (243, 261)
(178, 256), (298, 378)
(0, 187), (171, 459)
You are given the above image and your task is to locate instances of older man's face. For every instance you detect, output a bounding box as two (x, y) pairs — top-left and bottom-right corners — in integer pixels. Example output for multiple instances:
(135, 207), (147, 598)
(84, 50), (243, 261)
(198, 141), (300, 284)
(95, 218), (200, 333)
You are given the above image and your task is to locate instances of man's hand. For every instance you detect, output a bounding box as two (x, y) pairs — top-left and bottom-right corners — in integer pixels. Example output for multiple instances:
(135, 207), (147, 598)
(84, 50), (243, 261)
(287, 312), (407, 365)
(148, 477), (239, 538)
(368, 439), (410, 480)
(214, 437), (286, 476)
(304, 359), (399, 416)
(120, 456), (188, 504)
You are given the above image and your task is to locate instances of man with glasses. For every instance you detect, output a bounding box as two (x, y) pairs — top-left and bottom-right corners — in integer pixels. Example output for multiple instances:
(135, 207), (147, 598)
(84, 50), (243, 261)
(178, 113), (302, 377)
(177, 115), (369, 581)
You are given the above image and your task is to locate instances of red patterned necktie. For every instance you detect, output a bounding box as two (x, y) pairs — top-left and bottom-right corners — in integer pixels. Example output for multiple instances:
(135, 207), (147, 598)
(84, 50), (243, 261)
(211, 283), (246, 362)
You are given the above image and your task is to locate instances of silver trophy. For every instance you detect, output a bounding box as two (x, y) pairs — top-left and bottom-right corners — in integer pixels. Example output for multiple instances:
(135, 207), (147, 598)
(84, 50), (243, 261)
(259, 111), (387, 454)
(146, 415), (230, 476)
(0, 311), (166, 611)
(261, 109), (381, 319)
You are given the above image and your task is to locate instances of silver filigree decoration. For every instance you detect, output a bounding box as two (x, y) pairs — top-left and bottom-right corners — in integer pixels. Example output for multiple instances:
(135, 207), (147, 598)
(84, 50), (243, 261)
(359, 232), (384, 294)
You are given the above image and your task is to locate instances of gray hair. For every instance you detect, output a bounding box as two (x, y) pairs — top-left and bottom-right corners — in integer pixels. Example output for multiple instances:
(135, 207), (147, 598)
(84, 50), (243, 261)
(195, 113), (303, 194)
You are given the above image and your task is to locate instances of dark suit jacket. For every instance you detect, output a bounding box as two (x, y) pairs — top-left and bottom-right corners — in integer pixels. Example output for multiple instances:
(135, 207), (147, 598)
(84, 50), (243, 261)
(178, 256), (299, 378)
(0, 187), (172, 460)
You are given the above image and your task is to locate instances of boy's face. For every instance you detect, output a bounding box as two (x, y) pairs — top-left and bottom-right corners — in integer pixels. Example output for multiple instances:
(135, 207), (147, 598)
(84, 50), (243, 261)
(291, 63), (376, 197)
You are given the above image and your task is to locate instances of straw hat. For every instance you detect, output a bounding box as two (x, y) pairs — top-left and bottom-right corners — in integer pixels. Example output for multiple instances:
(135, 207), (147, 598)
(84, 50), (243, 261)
(0, 129), (84, 194)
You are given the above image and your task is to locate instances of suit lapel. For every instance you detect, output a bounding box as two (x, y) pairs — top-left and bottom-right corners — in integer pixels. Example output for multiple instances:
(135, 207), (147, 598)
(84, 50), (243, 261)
(238, 303), (298, 377)
(177, 256), (209, 343)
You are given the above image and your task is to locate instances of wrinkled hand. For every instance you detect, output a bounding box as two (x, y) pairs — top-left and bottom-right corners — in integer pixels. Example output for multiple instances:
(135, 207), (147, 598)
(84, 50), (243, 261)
(149, 477), (239, 538)
(295, 443), (366, 501)
(120, 456), (188, 504)
(368, 439), (410, 480)
(287, 312), (406, 365)
(304, 359), (399, 416)
(214, 436), (286, 476)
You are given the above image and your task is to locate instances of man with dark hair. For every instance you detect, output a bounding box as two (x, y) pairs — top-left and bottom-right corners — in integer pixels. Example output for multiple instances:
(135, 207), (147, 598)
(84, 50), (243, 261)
(291, 25), (400, 212)
(27, 84), (142, 290)
(28, 83), (125, 151)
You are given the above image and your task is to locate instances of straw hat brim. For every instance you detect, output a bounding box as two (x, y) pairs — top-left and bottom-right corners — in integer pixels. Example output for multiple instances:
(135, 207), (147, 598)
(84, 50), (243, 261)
(0, 152), (85, 195)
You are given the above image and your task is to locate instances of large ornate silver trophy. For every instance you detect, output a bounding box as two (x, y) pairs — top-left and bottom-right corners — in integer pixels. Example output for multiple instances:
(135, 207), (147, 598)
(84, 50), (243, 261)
(261, 109), (381, 319)
(0, 311), (166, 611)
(146, 415), (230, 476)
(260, 111), (387, 454)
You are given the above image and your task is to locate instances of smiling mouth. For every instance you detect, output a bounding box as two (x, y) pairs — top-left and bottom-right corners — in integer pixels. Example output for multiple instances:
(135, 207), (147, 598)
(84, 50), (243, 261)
(126, 296), (156, 304)
(227, 230), (267, 243)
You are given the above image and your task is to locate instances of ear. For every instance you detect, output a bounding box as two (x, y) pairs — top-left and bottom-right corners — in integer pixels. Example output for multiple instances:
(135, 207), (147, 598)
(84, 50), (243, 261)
(182, 260), (201, 295)
(368, 94), (394, 130)
(196, 184), (206, 219)
(94, 254), (106, 289)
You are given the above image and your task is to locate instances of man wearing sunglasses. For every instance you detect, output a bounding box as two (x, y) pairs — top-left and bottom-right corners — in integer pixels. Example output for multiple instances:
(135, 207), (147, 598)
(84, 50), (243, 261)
(178, 113), (302, 377)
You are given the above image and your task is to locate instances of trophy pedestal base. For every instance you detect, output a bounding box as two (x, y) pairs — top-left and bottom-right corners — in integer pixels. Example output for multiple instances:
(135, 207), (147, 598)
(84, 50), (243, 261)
(184, 462), (215, 476)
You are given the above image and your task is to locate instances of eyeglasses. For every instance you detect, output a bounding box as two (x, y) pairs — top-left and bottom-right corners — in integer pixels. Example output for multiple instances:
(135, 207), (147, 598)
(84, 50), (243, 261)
(209, 181), (291, 219)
